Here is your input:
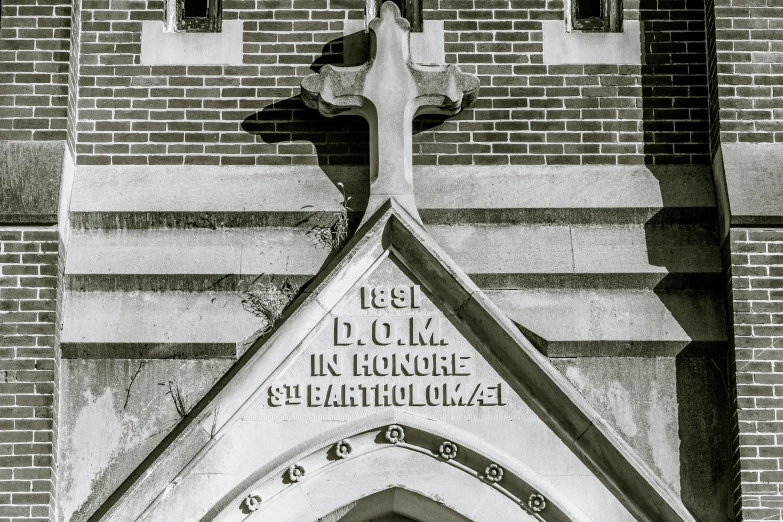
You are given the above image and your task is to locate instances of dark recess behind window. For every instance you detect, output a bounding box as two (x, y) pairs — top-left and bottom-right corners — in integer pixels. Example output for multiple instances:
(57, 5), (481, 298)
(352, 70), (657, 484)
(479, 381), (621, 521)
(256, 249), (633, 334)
(572, 0), (620, 31)
(178, 0), (220, 32)
(184, 0), (209, 19)
(381, 0), (423, 32)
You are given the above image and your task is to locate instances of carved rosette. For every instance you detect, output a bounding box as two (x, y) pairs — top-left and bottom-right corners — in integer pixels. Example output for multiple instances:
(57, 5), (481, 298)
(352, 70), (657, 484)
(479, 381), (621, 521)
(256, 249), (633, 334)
(484, 463), (503, 483)
(528, 493), (546, 512)
(335, 439), (353, 459)
(438, 441), (458, 460)
(243, 493), (262, 512)
(385, 424), (405, 444)
(288, 463), (306, 482)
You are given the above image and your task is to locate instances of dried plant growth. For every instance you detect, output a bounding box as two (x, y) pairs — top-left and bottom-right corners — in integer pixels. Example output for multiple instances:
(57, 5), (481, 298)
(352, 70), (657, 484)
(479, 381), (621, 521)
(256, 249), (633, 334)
(306, 182), (351, 251)
(123, 361), (146, 410)
(239, 279), (299, 334)
(161, 380), (190, 418)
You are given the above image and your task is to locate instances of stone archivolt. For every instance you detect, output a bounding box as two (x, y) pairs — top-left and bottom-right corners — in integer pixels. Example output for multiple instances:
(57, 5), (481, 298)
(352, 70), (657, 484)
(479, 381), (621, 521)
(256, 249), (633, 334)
(207, 415), (574, 521)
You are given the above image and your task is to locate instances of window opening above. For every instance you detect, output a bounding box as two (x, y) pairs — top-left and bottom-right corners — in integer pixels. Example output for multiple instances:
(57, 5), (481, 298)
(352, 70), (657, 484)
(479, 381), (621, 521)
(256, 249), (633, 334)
(569, 0), (621, 32)
(174, 0), (221, 32)
(367, 0), (423, 32)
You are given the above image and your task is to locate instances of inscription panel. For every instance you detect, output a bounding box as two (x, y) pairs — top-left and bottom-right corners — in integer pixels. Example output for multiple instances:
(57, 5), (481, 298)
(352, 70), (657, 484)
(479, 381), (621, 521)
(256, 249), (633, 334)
(245, 257), (531, 420)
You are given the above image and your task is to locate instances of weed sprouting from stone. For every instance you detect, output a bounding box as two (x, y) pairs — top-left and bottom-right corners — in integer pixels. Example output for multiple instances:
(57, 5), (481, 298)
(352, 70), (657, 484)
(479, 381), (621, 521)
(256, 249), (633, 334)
(306, 182), (351, 251)
(239, 278), (299, 334)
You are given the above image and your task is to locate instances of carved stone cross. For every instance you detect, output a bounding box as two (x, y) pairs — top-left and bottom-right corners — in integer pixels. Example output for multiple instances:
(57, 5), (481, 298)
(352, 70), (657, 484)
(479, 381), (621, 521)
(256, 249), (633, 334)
(301, 2), (480, 223)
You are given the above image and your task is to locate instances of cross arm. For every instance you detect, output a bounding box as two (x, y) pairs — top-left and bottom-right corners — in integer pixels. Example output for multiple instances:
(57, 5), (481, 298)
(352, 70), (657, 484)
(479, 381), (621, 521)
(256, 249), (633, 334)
(301, 65), (370, 117)
(411, 64), (481, 116)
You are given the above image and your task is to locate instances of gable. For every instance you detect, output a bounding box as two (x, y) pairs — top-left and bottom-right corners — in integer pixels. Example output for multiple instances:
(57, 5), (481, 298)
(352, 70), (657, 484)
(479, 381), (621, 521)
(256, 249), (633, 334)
(91, 200), (697, 522)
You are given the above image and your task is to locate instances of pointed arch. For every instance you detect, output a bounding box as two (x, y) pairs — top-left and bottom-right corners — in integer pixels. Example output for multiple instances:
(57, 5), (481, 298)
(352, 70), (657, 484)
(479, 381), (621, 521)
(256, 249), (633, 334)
(203, 411), (591, 522)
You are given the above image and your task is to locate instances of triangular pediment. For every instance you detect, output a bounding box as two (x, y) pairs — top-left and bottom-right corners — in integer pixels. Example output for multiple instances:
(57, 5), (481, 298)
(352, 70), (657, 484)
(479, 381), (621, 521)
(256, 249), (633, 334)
(91, 199), (697, 522)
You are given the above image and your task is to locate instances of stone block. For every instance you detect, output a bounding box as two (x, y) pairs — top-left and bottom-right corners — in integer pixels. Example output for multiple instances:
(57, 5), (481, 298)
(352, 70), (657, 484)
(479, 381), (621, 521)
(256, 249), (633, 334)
(541, 20), (642, 65)
(0, 141), (64, 224)
(721, 143), (783, 225)
(140, 20), (243, 66)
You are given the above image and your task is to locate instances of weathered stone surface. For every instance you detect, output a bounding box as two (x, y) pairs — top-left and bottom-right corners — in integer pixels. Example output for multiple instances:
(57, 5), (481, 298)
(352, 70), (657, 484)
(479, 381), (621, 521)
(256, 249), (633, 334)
(57, 358), (232, 522)
(0, 141), (64, 223)
(67, 165), (715, 219)
(86, 202), (698, 522)
(64, 224), (719, 278)
(721, 143), (783, 225)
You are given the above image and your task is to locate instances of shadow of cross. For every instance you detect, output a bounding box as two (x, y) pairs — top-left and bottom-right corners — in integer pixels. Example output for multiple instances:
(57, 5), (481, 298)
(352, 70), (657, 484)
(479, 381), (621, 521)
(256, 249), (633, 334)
(300, 2), (480, 225)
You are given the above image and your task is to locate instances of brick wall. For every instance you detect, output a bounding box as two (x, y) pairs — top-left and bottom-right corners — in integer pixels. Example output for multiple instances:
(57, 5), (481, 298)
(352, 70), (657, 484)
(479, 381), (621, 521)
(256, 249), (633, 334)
(704, 0), (720, 157)
(69, 0), (710, 167)
(0, 228), (58, 522)
(714, 0), (783, 144)
(729, 228), (783, 521)
(0, 0), (72, 141)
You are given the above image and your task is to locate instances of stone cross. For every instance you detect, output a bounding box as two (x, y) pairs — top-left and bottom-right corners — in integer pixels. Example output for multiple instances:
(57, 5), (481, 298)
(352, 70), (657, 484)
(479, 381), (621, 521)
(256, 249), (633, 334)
(301, 2), (480, 223)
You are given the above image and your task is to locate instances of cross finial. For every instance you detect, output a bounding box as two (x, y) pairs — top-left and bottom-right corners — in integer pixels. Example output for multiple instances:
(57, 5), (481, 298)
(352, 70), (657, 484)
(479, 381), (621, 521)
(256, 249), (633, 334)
(301, 2), (480, 225)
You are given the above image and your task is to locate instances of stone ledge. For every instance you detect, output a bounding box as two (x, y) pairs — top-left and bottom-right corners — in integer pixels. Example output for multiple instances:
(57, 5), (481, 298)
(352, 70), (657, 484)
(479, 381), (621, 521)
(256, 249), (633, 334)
(68, 164), (715, 215)
(65, 272), (722, 292)
(60, 287), (725, 358)
(140, 20), (243, 66)
(64, 224), (722, 278)
(541, 20), (643, 65)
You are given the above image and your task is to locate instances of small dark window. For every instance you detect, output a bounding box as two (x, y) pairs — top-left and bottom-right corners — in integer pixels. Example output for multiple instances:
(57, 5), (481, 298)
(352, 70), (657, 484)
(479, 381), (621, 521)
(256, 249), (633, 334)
(178, 0), (221, 32)
(571, 0), (620, 32)
(376, 0), (423, 32)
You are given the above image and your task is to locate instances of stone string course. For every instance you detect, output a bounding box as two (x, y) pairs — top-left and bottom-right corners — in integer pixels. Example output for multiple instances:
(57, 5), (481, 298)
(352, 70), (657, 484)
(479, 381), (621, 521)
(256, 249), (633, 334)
(730, 228), (783, 522)
(50, 0), (710, 167)
(0, 228), (58, 522)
